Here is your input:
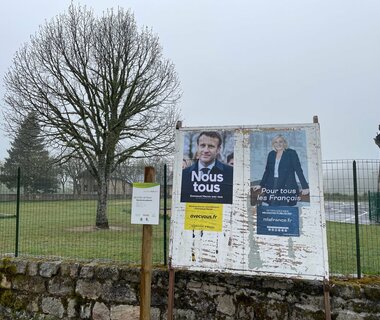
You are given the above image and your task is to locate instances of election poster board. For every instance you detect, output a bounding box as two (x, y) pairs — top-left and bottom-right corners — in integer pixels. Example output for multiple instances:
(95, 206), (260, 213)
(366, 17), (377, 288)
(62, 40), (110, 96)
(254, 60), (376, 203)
(169, 123), (329, 281)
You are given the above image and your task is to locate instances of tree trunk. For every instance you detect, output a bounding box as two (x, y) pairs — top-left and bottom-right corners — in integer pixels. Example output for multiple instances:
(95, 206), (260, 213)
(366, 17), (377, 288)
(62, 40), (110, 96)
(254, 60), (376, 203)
(96, 174), (109, 229)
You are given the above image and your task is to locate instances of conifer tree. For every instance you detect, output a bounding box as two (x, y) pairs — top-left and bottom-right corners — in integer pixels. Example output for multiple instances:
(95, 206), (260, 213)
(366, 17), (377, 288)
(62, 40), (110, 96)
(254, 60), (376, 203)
(1, 112), (58, 193)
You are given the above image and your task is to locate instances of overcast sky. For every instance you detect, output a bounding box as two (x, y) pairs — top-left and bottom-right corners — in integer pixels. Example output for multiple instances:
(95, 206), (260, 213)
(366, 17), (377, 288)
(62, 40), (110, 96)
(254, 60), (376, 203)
(0, 0), (379, 160)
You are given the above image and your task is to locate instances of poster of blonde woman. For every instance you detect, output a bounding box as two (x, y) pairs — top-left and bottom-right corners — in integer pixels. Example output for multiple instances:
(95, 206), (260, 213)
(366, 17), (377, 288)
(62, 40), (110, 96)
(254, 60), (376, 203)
(250, 130), (310, 237)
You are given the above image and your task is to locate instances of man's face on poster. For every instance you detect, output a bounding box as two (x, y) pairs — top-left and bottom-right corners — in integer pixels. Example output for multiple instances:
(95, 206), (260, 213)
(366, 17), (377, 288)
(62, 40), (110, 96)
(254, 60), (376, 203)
(197, 134), (221, 166)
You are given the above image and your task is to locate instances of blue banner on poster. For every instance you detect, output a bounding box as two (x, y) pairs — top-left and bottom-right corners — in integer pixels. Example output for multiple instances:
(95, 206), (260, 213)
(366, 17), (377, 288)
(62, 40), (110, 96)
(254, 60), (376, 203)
(257, 206), (300, 237)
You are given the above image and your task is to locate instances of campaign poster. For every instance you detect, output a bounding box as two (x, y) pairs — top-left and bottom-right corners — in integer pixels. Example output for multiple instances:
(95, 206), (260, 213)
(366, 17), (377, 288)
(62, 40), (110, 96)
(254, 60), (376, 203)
(180, 130), (234, 204)
(184, 203), (223, 232)
(170, 124), (329, 281)
(250, 130), (310, 209)
(256, 206), (300, 236)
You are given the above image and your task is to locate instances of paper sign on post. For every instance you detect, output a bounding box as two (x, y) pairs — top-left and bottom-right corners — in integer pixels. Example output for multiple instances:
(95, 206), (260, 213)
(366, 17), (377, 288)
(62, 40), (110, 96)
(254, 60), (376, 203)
(131, 182), (160, 225)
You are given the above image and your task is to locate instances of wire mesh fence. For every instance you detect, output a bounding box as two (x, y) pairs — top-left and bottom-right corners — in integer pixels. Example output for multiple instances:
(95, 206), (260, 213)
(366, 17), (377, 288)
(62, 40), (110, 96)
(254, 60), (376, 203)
(323, 159), (380, 276)
(0, 164), (171, 265)
(0, 160), (379, 277)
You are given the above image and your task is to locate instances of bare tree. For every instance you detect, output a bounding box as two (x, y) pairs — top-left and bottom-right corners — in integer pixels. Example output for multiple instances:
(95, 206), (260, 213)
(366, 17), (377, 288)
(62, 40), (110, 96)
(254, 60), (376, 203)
(58, 155), (86, 195)
(3, 5), (181, 228)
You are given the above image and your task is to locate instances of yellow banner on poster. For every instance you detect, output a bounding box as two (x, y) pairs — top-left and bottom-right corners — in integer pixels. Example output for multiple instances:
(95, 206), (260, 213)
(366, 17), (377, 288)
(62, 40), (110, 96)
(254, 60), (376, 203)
(184, 203), (223, 232)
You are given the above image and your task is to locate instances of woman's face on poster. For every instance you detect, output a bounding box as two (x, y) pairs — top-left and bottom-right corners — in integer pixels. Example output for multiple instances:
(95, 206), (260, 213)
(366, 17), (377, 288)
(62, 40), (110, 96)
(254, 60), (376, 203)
(272, 137), (285, 152)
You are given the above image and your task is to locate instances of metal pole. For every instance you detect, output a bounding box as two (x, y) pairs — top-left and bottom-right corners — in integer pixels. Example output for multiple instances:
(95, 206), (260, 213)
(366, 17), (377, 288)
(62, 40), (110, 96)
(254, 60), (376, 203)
(163, 164), (168, 266)
(323, 278), (331, 320)
(167, 259), (175, 320)
(368, 191), (372, 221)
(353, 160), (361, 279)
(15, 167), (21, 257)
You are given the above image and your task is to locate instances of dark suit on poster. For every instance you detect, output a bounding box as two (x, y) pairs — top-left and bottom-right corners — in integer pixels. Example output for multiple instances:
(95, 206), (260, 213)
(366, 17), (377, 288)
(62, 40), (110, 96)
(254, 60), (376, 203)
(260, 148), (308, 206)
(181, 159), (233, 204)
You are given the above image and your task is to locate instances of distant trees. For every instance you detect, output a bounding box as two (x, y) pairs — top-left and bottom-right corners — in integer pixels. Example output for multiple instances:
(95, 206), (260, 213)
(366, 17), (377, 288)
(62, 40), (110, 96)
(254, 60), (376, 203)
(3, 5), (181, 228)
(0, 112), (58, 193)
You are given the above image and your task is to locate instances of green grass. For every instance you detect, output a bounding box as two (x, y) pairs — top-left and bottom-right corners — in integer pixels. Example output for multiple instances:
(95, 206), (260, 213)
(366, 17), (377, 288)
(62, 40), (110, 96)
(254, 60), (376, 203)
(327, 221), (380, 276)
(0, 199), (168, 264)
(1, 199), (379, 276)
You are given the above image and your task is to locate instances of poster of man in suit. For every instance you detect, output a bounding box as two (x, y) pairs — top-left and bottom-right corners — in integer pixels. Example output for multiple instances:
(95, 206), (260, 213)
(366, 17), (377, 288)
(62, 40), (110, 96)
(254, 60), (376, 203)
(181, 130), (234, 204)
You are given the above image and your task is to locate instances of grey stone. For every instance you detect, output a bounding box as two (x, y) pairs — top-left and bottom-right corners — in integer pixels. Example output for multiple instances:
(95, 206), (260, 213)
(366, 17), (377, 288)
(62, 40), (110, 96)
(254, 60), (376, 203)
(40, 261), (61, 278)
(173, 309), (196, 320)
(217, 294), (235, 316)
(151, 307), (161, 320)
(0, 274), (11, 289)
(67, 298), (78, 319)
(336, 310), (365, 320)
(41, 297), (65, 318)
(28, 261), (39, 276)
(80, 302), (92, 319)
(12, 275), (46, 293)
(110, 305), (139, 320)
(60, 262), (80, 278)
(12, 259), (28, 274)
(101, 280), (137, 303)
(76, 279), (102, 299)
(95, 265), (119, 280)
(48, 277), (75, 296)
(79, 264), (95, 279)
(92, 302), (110, 320)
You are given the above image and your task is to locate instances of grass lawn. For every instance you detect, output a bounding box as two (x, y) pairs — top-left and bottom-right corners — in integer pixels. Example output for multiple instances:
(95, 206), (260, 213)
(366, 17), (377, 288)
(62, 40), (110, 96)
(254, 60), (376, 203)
(327, 221), (380, 276)
(0, 199), (168, 264)
(1, 199), (379, 276)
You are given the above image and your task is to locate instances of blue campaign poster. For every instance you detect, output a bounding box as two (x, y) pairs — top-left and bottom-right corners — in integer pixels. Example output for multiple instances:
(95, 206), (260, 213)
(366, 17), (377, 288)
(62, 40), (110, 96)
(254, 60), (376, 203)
(257, 206), (300, 237)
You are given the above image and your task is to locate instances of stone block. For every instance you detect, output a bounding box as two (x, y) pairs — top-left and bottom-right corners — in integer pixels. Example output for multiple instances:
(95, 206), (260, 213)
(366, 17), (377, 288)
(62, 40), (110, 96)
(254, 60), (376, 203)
(0, 274), (11, 289)
(216, 294), (235, 316)
(40, 261), (61, 278)
(110, 305), (139, 320)
(79, 265), (95, 279)
(95, 265), (119, 280)
(27, 261), (39, 276)
(48, 277), (75, 296)
(41, 297), (65, 319)
(80, 302), (92, 319)
(93, 302), (110, 320)
(60, 262), (80, 278)
(101, 280), (137, 304)
(67, 298), (78, 319)
(76, 279), (102, 299)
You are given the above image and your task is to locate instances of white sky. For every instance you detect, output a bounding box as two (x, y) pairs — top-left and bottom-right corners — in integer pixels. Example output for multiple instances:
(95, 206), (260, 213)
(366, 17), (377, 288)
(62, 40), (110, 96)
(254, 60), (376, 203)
(0, 0), (379, 160)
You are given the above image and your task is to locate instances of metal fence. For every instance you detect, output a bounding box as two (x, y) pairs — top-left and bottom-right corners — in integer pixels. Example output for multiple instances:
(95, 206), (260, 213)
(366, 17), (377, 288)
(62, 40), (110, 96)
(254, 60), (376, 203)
(0, 160), (379, 277)
(323, 159), (380, 277)
(0, 164), (171, 266)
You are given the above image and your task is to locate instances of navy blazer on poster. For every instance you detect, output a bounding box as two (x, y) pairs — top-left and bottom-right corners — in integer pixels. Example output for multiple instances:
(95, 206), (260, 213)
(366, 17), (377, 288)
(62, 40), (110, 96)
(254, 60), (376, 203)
(181, 159), (233, 204)
(260, 148), (308, 205)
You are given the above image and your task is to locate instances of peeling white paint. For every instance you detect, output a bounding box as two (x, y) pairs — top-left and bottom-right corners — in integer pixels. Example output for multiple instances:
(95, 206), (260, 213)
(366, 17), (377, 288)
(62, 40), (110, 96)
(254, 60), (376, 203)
(169, 123), (329, 281)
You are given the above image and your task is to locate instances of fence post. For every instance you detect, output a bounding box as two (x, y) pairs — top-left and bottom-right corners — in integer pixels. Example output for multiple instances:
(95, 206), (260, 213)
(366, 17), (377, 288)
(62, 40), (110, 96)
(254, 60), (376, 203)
(353, 160), (361, 279)
(15, 167), (21, 257)
(163, 164), (168, 266)
(368, 191), (372, 221)
(140, 166), (155, 320)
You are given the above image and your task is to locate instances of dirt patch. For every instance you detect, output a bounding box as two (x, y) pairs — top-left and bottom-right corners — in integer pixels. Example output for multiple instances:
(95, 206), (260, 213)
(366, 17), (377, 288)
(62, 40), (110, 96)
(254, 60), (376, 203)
(67, 225), (128, 232)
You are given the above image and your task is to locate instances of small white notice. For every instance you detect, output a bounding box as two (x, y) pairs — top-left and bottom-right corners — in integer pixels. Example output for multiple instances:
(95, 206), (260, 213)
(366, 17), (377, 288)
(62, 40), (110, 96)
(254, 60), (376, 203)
(131, 183), (160, 225)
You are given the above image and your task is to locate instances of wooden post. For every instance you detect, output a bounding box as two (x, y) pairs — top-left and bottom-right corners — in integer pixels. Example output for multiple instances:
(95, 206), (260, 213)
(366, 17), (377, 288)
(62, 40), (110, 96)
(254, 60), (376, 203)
(140, 166), (155, 320)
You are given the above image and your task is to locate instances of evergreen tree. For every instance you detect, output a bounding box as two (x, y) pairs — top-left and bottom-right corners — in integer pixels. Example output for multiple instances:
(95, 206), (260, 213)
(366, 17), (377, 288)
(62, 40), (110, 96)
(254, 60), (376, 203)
(0, 112), (58, 193)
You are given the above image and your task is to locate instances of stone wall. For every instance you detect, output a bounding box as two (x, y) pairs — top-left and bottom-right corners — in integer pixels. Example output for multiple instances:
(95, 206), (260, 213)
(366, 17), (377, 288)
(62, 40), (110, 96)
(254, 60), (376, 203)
(0, 257), (379, 320)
